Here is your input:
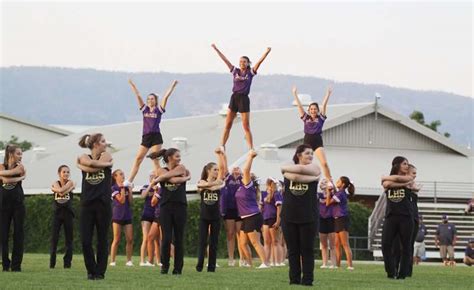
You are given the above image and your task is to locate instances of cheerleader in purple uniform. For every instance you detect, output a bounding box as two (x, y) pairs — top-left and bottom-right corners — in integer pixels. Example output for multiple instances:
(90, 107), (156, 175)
(261, 178), (283, 267)
(292, 86), (333, 184)
(109, 169), (134, 267)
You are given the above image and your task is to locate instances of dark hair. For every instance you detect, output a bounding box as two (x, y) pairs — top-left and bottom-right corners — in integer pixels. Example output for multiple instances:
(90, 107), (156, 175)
(390, 156), (408, 175)
(241, 56), (251, 69)
(3, 144), (20, 168)
(78, 133), (104, 150)
(200, 162), (217, 181)
(251, 174), (261, 202)
(57, 164), (69, 174)
(156, 148), (180, 164)
(148, 93), (158, 104)
(112, 169), (123, 186)
(308, 102), (320, 113)
(292, 144), (313, 164)
(339, 176), (355, 197)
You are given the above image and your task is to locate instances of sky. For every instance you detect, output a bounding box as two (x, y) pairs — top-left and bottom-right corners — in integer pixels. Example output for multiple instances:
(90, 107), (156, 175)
(1, 1), (472, 96)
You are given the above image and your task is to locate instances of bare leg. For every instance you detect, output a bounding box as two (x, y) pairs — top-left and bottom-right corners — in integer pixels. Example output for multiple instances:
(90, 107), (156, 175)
(140, 221), (151, 263)
(335, 233), (342, 267)
(239, 231), (252, 265)
(319, 233), (329, 266)
(235, 221), (245, 263)
(315, 147), (332, 180)
(128, 145), (150, 183)
(241, 112), (254, 150)
(340, 231), (353, 267)
(269, 227), (281, 265)
(220, 110), (237, 147)
(328, 232), (337, 267)
(247, 231), (267, 265)
(124, 224), (134, 262)
(147, 223), (159, 264)
(110, 223), (122, 263)
(225, 220), (236, 263)
(262, 225), (271, 263)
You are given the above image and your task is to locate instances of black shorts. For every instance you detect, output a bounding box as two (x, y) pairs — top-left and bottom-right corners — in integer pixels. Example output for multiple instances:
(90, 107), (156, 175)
(141, 215), (154, 223)
(263, 218), (277, 227)
(304, 133), (323, 151)
(228, 93), (250, 113)
(241, 213), (263, 233)
(334, 216), (350, 233)
(153, 217), (160, 224)
(223, 208), (241, 221)
(141, 132), (163, 148)
(319, 217), (335, 234)
(113, 219), (132, 226)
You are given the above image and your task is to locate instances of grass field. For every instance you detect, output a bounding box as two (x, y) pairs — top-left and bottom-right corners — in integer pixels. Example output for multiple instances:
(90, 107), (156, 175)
(0, 254), (471, 289)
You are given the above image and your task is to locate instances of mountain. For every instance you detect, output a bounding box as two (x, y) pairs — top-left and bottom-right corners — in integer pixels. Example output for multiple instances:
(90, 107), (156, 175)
(1, 66), (472, 146)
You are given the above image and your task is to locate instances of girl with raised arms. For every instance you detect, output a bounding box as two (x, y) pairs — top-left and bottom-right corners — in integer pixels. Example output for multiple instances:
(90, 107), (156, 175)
(292, 86), (333, 184)
(50, 165), (75, 269)
(211, 44), (271, 150)
(0, 144), (26, 272)
(281, 144), (321, 286)
(124, 79), (178, 187)
(76, 133), (113, 280)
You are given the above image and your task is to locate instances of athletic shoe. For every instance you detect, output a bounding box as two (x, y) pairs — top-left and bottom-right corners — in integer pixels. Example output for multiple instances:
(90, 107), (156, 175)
(95, 274), (105, 280)
(320, 264), (328, 269)
(329, 265), (338, 269)
(109, 262), (116, 267)
(347, 266), (354, 271)
(257, 263), (270, 269)
(228, 260), (235, 267)
(270, 263), (275, 267)
(240, 261), (251, 268)
(147, 152), (161, 160)
(145, 261), (155, 267)
(126, 261), (134, 267)
(139, 262), (147, 267)
(157, 263), (162, 267)
(276, 263), (286, 267)
(206, 263), (220, 268)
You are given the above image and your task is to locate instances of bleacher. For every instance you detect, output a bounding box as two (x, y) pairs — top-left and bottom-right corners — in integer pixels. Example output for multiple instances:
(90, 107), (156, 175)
(369, 188), (473, 260)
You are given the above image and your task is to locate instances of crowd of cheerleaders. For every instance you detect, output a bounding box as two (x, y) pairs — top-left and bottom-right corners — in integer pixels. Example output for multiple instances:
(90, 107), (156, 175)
(0, 45), (421, 285)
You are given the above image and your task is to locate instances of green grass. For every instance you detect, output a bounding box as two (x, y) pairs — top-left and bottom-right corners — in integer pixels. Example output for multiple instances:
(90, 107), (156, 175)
(0, 254), (471, 289)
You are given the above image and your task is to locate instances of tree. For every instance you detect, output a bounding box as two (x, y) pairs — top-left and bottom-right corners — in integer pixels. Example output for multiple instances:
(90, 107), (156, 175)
(409, 110), (450, 138)
(0, 135), (34, 152)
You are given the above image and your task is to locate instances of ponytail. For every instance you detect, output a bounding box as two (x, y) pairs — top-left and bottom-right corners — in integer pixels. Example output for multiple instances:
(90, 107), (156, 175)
(200, 162), (216, 181)
(292, 144), (312, 164)
(3, 144), (20, 168)
(78, 133), (103, 150)
(156, 148), (180, 164)
(340, 176), (355, 197)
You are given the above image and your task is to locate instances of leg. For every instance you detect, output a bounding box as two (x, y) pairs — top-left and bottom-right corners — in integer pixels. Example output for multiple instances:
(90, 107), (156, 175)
(247, 231), (267, 265)
(235, 221), (245, 263)
(224, 219), (236, 263)
(172, 204), (187, 273)
(262, 225), (272, 264)
(269, 227), (281, 265)
(147, 222), (158, 264)
(448, 245), (455, 263)
(314, 147), (332, 180)
(407, 221), (418, 276)
(239, 232), (252, 265)
(381, 216), (398, 278)
(155, 225), (161, 264)
(220, 110), (237, 147)
(335, 233), (342, 267)
(140, 221), (151, 263)
(398, 217), (414, 278)
(128, 145), (150, 183)
(63, 211), (74, 268)
(299, 222), (316, 286)
(159, 206), (172, 272)
(282, 221), (302, 284)
(196, 219), (209, 271)
(11, 204), (25, 272)
(319, 233), (329, 266)
(50, 213), (62, 268)
(207, 219), (220, 271)
(80, 205), (97, 276)
(240, 112), (254, 150)
(339, 231), (353, 268)
(1, 207), (13, 270)
(328, 233), (337, 267)
(110, 223), (122, 263)
(96, 201), (112, 277)
(124, 224), (134, 262)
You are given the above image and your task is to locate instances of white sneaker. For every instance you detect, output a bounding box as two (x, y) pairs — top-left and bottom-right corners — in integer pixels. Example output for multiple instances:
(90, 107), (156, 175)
(257, 263), (270, 269)
(157, 263), (162, 267)
(109, 262), (116, 266)
(240, 260), (250, 268)
(329, 265), (338, 269)
(126, 261), (134, 267)
(144, 261), (154, 267)
(320, 264), (329, 269)
(139, 262), (146, 267)
(228, 260), (235, 267)
(347, 266), (354, 271)
(276, 262), (286, 267)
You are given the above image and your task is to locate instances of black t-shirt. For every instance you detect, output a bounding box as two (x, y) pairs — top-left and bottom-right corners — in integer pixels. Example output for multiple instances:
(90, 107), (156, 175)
(159, 168), (187, 206)
(53, 180), (74, 212)
(199, 188), (221, 220)
(281, 178), (318, 224)
(385, 187), (413, 218)
(0, 170), (24, 206)
(81, 156), (112, 205)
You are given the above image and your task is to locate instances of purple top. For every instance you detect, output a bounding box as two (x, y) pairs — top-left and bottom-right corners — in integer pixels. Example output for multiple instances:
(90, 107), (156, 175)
(231, 66), (256, 95)
(141, 185), (156, 219)
(235, 181), (260, 218)
(301, 112), (326, 135)
(317, 192), (333, 219)
(111, 184), (132, 221)
(260, 191), (282, 220)
(331, 189), (349, 218)
(141, 105), (165, 135)
(222, 174), (242, 211)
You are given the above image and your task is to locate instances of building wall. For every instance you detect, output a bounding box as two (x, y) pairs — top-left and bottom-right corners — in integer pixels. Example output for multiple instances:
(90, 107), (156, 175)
(1, 117), (67, 147)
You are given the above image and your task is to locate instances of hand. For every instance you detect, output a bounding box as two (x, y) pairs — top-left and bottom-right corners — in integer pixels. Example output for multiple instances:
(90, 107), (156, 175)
(266, 47), (272, 53)
(326, 85), (333, 95)
(292, 86), (298, 96)
(215, 146), (225, 154)
(249, 149), (258, 158)
(172, 80), (178, 87)
(211, 43), (217, 50)
(272, 220), (280, 229)
(128, 79), (135, 86)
